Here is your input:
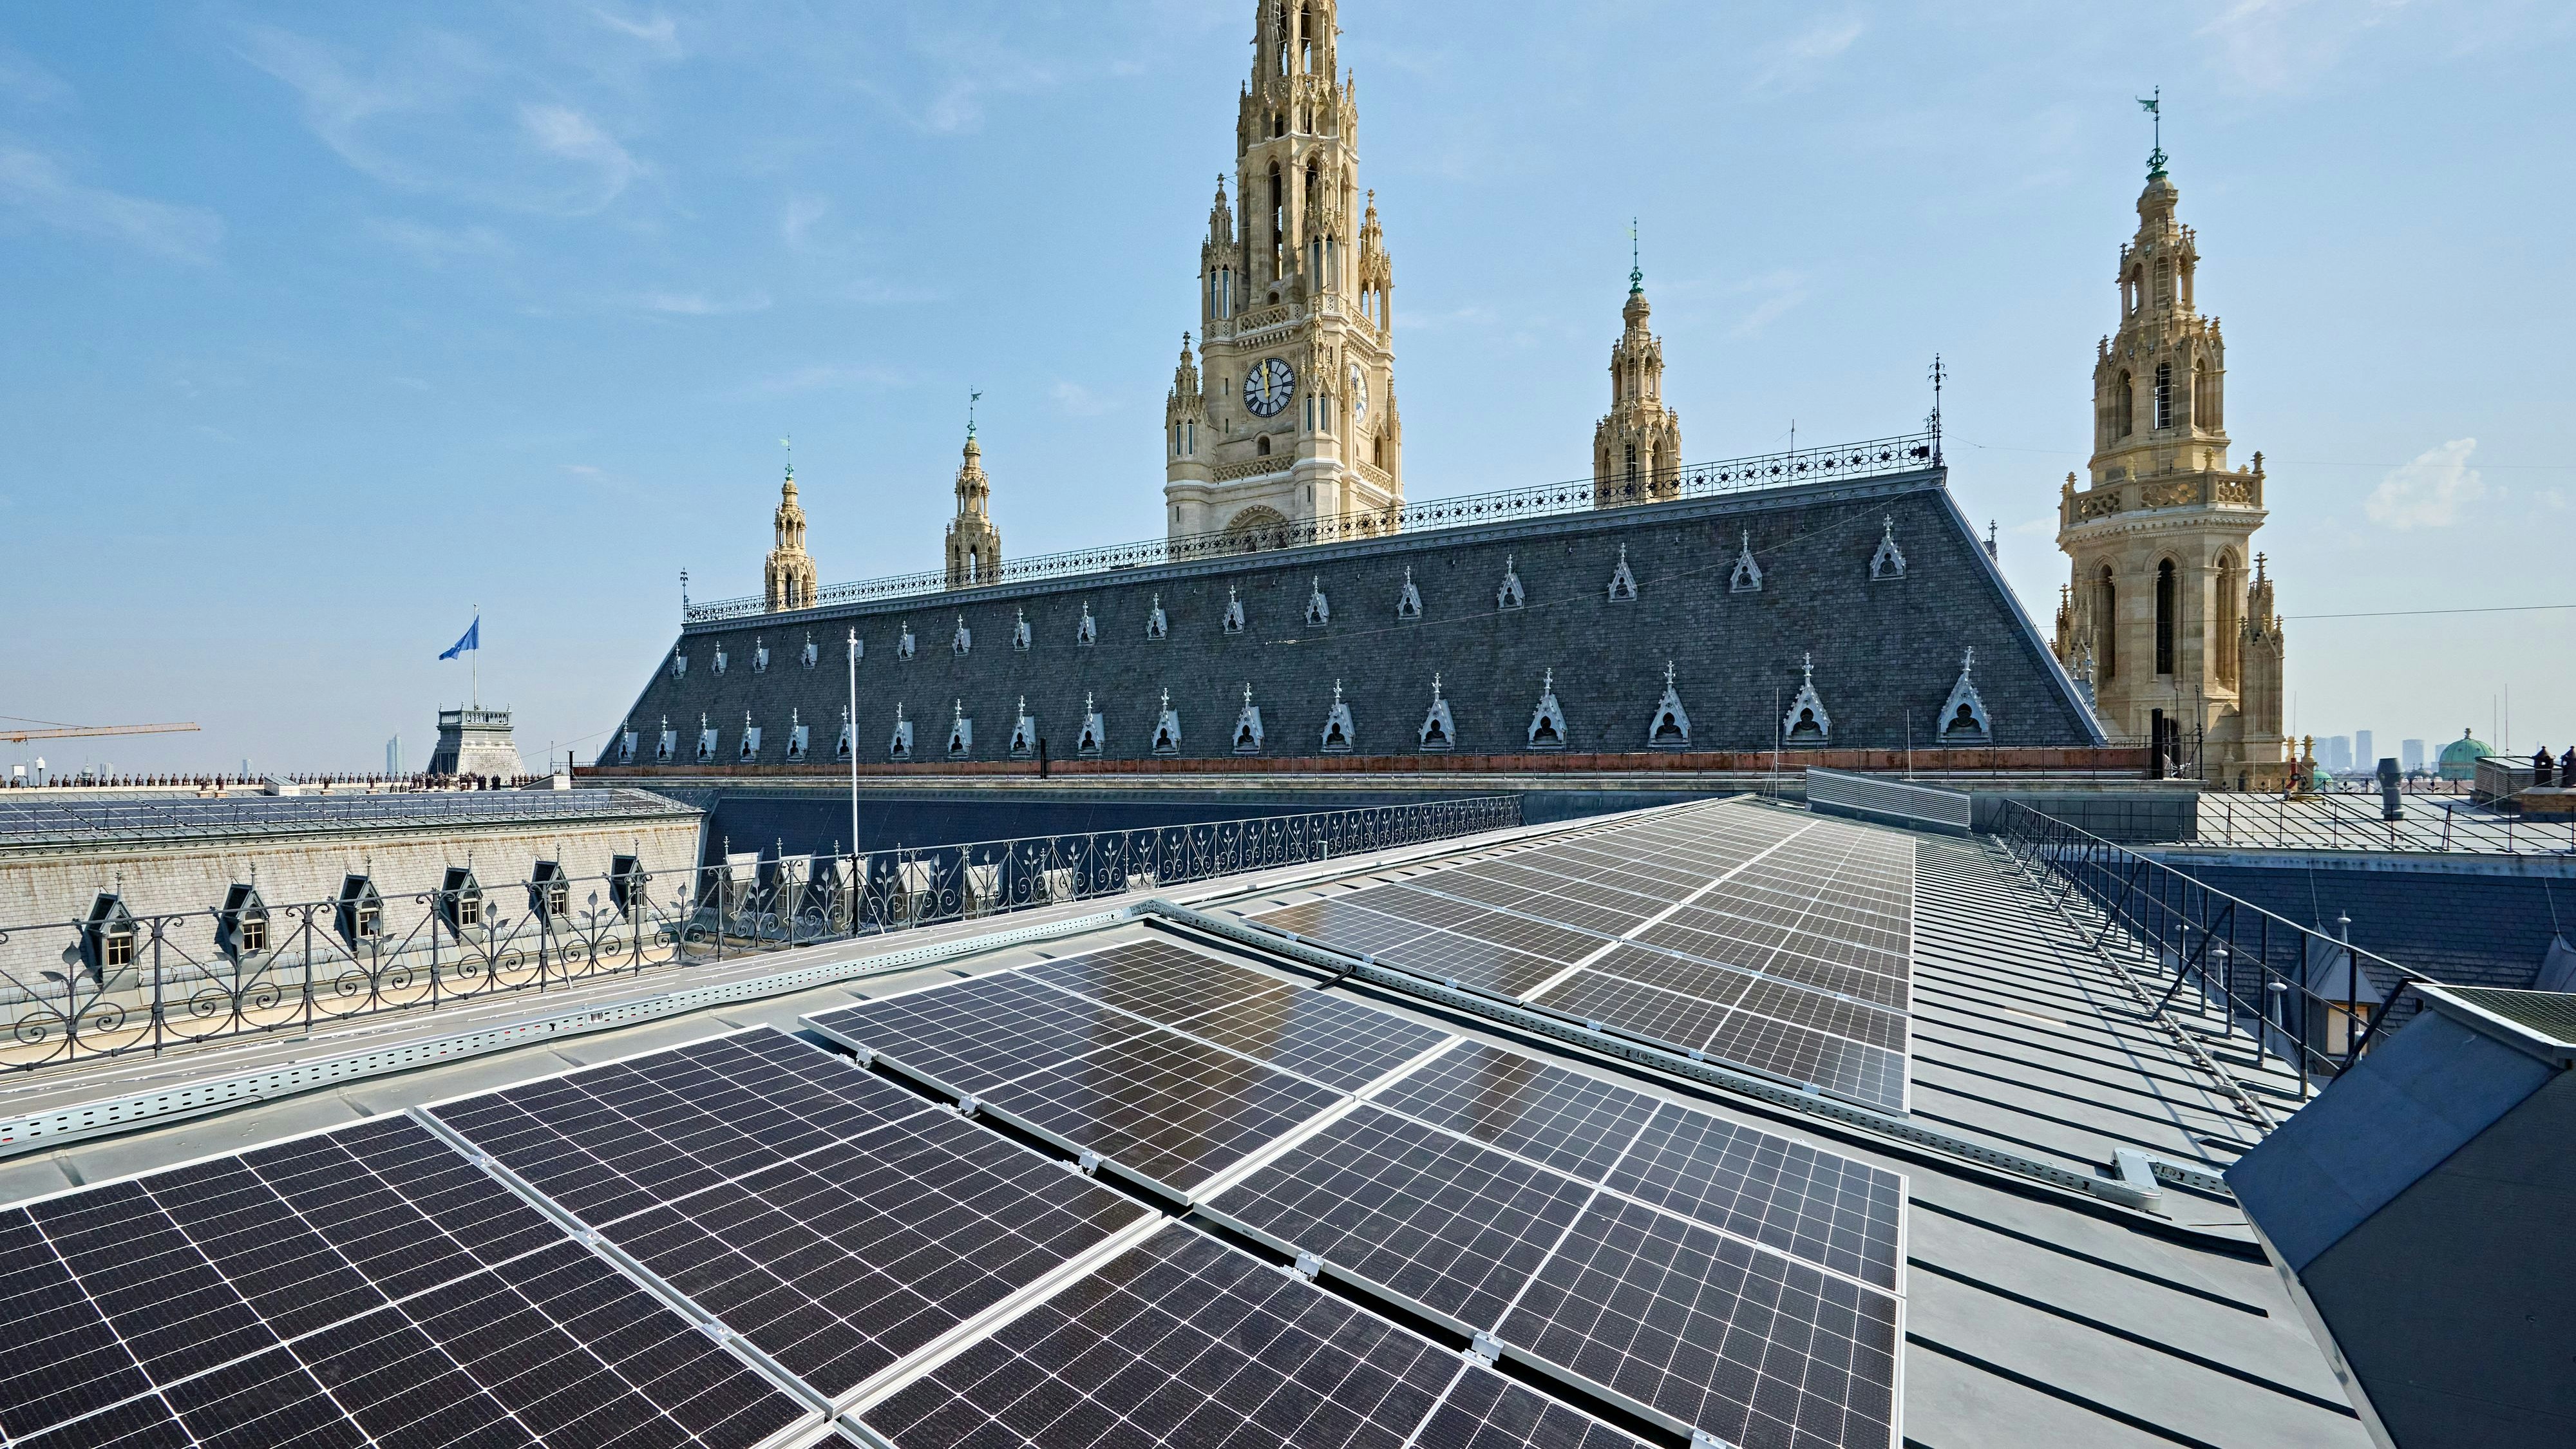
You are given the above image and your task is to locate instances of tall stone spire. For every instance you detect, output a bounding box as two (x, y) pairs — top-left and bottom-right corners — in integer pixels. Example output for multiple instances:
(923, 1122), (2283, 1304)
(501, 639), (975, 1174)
(1595, 223), (1683, 507)
(762, 455), (817, 613)
(1166, 0), (1399, 542)
(945, 404), (1002, 589)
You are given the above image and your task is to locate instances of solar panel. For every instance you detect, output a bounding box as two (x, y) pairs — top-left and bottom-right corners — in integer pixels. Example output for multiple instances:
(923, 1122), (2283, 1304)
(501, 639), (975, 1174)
(1498, 1197), (1901, 1449)
(0, 1114), (811, 1449)
(976, 1025), (1343, 1196)
(424, 1036), (1155, 1405)
(1365, 1041), (1660, 1183)
(1025, 938), (1282, 1022)
(854, 1225), (1653, 1449)
(1605, 1104), (1906, 1293)
(1148, 990), (1449, 1093)
(803, 973), (1157, 1096)
(1203, 1104), (1596, 1332)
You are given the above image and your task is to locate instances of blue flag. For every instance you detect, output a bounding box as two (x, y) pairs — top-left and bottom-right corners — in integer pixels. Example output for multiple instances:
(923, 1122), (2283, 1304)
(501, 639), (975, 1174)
(439, 617), (480, 660)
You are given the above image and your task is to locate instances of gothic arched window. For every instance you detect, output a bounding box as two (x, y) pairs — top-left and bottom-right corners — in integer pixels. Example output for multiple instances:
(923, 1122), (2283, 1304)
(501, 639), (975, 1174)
(1625, 442), (1638, 491)
(1269, 163), (1285, 275)
(2154, 361), (2174, 431)
(2213, 552), (2242, 687)
(2115, 371), (2134, 437)
(2155, 559), (2178, 676)
(1299, 5), (1314, 71)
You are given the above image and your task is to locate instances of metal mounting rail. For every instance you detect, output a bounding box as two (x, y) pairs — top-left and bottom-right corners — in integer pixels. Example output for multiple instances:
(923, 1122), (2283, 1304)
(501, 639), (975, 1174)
(1138, 899), (2232, 1212)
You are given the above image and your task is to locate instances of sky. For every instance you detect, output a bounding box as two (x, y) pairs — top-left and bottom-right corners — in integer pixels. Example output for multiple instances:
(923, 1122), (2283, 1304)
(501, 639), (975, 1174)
(5, 0), (2573, 776)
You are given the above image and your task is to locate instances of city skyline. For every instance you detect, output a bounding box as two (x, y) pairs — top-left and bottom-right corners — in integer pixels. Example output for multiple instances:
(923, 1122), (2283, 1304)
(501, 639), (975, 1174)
(6, 2), (2572, 772)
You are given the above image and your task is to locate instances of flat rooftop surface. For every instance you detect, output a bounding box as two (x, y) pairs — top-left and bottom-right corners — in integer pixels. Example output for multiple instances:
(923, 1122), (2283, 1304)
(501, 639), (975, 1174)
(0, 786), (699, 847)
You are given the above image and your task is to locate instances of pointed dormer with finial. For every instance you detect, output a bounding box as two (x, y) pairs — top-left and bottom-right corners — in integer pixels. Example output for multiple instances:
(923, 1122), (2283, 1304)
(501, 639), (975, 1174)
(764, 441), (818, 613)
(1595, 221), (1683, 509)
(2054, 96), (2286, 790)
(1166, 333), (1211, 506)
(945, 396), (1003, 590)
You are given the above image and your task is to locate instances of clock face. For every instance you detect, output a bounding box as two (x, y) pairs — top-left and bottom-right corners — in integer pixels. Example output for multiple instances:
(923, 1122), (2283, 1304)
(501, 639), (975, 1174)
(1349, 364), (1368, 421)
(1243, 357), (1295, 417)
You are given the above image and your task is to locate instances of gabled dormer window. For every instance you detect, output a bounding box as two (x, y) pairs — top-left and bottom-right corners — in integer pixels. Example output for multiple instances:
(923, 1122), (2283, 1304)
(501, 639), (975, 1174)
(529, 860), (569, 920)
(802, 635), (820, 670)
(336, 875), (383, 947)
(712, 646), (728, 676)
(615, 724), (638, 765)
(437, 867), (484, 936)
(738, 716), (762, 762)
(786, 712), (810, 762)
(218, 883), (269, 960)
(655, 719), (677, 764)
(609, 855), (645, 918)
(670, 650), (688, 679)
(1014, 608), (1032, 652)
(897, 624), (916, 661)
(82, 892), (138, 976)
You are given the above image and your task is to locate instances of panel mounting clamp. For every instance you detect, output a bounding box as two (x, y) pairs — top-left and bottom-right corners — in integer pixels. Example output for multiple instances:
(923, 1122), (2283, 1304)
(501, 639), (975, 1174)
(1467, 1330), (1502, 1365)
(1291, 1249), (1322, 1281)
(955, 1094), (979, 1117)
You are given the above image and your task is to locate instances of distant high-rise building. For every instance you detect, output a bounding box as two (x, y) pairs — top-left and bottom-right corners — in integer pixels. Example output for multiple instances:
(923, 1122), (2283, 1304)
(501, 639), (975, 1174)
(2322, 735), (2353, 773)
(2354, 730), (2374, 768)
(2401, 738), (2427, 772)
(386, 735), (404, 776)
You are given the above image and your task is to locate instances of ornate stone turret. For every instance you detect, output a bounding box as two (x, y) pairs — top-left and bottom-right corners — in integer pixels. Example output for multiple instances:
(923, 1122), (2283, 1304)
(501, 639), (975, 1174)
(2053, 136), (2287, 790)
(1166, 0), (1399, 542)
(944, 417), (1002, 590)
(1166, 333), (1210, 493)
(1595, 229), (1683, 507)
(763, 460), (818, 614)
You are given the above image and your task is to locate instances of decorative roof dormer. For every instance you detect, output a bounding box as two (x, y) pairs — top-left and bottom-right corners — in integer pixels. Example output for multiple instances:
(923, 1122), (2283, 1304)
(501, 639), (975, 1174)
(1397, 565), (1423, 620)
(835, 706), (855, 761)
(1151, 689), (1182, 755)
(787, 708), (810, 762)
(1223, 585), (1247, 635)
(952, 614), (972, 657)
(889, 704), (913, 761)
(1497, 554), (1525, 611)
(713, 644), (728, 676)
(1077, 601), (1097, 647)
(753, 637), (770, 674)
(1728, 531), (1763, 593)
(1009, 698), (1038, 760)
(1233, 684), (1265, 755)
(1607, 544), (1638, 602)
(217, 881), (269, 962)
(946, 701), (973, 759)
(1320, 680), (1356, 753)
(802, 632), (820, 669)
(896, 622), (916, 661)
(1939, 648), (1992, 742)
(1647, 663), (1691, 749)
(672, 647), (687, 679)
(1147, 594), (1169, 640)
(1014, 607), (1032, 652)
(696, 714), (719, 763)
(1870, 516), (1907, 580)
(1784, 653), (1832, 746)
(1528, 669), (1568, 751)
(616, 720), (638, 764)
(1305, 576), (1330, 627)
(737, 712), (762, 762)
(656, 716), (676, 763)
(1418, 674), (1457, 752)
(1078, 692), (1106, 757)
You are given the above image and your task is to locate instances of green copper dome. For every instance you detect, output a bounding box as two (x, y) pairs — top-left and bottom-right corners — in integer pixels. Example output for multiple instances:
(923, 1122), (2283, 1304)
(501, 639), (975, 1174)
(2437, 728), (2493, 781)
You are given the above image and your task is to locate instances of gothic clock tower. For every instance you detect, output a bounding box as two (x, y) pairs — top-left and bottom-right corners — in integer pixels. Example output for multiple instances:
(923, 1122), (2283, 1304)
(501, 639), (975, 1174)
(1165, 0), (1400, 542)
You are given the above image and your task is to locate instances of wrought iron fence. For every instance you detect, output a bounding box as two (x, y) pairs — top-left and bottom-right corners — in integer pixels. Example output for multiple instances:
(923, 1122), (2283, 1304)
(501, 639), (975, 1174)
(1994, 800), (2430, 1094)
(684, 432), (1938, 624)
(0, 795), (1520, 1072)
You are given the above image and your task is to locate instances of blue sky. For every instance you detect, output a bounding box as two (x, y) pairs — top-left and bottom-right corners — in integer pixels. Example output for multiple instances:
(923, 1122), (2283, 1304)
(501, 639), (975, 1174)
(5, 1), (2571, 775)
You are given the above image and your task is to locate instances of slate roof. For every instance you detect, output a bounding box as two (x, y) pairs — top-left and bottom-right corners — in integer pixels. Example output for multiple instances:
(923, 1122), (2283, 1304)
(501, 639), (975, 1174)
(612, 470), (2101, 766)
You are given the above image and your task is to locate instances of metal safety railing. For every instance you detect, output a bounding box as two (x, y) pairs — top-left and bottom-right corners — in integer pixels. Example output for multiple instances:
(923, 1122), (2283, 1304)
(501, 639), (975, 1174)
(2196, 786), (2576, 857)
(1994, 800), (2430, 1094)
(0, 795), (1519, 1072)
(683, 431), (1939, 624)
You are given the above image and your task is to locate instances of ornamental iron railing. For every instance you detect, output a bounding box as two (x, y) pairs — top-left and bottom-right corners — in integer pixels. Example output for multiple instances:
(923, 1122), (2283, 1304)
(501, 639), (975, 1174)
(1994, 800), (2430, 1094)
(0, 794), (1520, 1072)
(685, 432), (1939, 624)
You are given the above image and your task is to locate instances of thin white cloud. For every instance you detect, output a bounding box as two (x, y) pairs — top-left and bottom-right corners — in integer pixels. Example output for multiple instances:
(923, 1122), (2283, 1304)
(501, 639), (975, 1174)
(781, 193), (828, 249)
(2365, 437), (2485, 529)
(2197, 0), (2410, 93)
(589, 8), (683, 60)
(1052, 381), (1117, 418)
(1756, 17), (1863, 91)
(368, 216), (508, 266)
(632, 289), (772, 316)
(234, 26), (422, 188)
(0, 45), (75, 109)
(0, 143), (223, 263)
(742, 363), (907, 396)
(1727, 270), (1810, 338)
(518, 103), (641, 210)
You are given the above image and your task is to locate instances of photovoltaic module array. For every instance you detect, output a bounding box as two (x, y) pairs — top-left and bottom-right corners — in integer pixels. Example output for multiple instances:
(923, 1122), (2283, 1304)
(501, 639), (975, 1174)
(804, 938), (1907, 1448)
(1250, 799), (1919, 1112)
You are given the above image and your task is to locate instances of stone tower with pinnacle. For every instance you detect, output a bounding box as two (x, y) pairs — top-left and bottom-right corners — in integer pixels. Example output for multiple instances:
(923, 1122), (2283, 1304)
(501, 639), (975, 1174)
(1595, 225), (1682, 507)
(2051, 128), (2286, 790)
(762, 456), (818, 613)
(944, 406), (1003, 589)
(1165, 0), (1401, 542)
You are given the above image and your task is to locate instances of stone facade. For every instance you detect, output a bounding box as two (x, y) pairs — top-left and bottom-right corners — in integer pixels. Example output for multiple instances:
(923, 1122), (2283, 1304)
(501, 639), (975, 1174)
(426, 708), (524, 779)
(1164, 0), (1401, 542)
(944, 430), (1003, 589)
(1595, 258), (1683, 507)
(613, 469), (2101, 770)
(763, 466), (819, 613)
(2051, 158), (2289, 791)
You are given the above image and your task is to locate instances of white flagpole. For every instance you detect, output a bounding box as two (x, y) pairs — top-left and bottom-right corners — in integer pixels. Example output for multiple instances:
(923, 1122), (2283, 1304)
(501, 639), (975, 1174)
(848, 629), (860, 878)
(471, 604), (480, 709)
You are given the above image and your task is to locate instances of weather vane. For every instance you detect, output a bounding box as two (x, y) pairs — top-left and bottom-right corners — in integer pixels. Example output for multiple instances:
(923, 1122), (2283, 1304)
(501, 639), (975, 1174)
(2137, 86), (2166, 179)
(1628, 218), (1643, 296)
(968, 388), (983, 439)
(779, 435), (793, 478)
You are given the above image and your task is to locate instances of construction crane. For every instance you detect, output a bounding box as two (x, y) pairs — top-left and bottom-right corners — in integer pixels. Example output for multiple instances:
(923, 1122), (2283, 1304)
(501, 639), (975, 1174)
(3, 722), (200, 745)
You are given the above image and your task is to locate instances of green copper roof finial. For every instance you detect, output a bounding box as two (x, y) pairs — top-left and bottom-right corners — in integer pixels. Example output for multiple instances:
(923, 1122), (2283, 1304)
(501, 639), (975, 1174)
(967, 387), (982, 440)
(1629, 218), (1643, 296)
(779, 434), (792, 479)
(2137, 86), (2166, 180)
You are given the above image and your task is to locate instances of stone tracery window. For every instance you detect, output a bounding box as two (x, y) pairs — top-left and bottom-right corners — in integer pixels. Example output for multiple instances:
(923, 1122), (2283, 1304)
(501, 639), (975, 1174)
(2154, 559), (2177, 676)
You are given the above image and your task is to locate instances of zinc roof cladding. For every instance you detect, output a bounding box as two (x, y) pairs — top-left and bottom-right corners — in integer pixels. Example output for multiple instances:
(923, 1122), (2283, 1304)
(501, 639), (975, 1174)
(0, 788), (699, 849)
(2149, 857), (2571, 994)
(617, 475), (2102, 765)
